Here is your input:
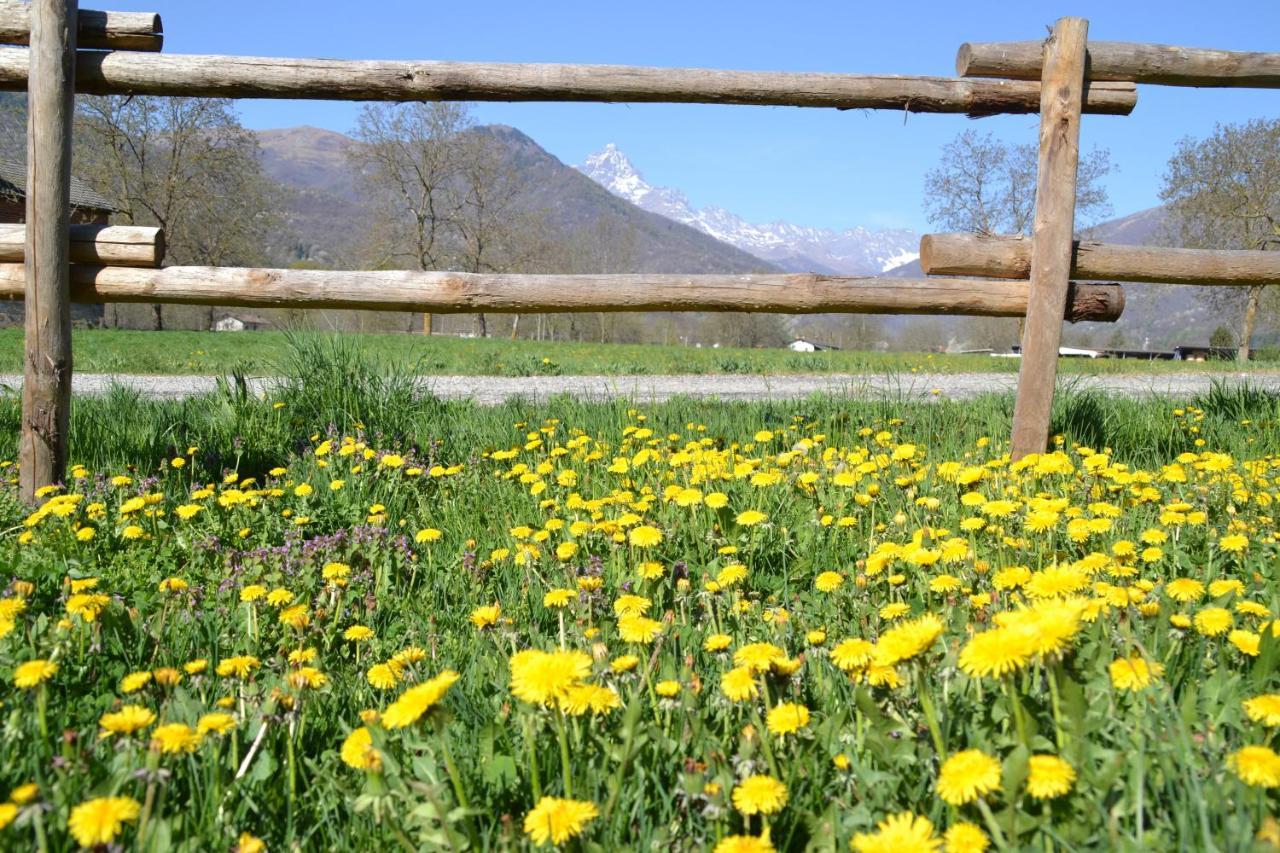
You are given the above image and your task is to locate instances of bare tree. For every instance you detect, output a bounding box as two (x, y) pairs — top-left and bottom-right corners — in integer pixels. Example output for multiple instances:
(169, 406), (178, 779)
(452, 129), (538, 337)
(1161, 118), (1280, 361)
(74, 96), (283, 330)
(924, 129), (1114, 235)
(347, 104), (539, 337)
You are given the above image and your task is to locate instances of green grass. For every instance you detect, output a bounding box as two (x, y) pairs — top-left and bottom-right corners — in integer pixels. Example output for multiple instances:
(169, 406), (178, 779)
(0, 327), (1268, 377)
(3, 341), (1280, 849)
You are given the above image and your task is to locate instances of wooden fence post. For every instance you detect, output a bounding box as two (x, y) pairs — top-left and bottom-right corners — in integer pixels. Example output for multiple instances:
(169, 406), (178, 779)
(19, 0), (77, 502)
(1009, 17), (1088, 460)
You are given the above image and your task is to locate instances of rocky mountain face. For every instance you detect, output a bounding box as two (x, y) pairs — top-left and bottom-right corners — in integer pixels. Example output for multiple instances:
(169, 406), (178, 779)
(577, 144), (918, 275)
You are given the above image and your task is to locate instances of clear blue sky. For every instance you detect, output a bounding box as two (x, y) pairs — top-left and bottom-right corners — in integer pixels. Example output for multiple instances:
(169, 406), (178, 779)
(106, 0), (1280, 233)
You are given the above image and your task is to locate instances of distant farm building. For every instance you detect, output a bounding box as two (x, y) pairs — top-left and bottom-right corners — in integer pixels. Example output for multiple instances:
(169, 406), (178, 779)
(1173, 345), (1239, 361)
(787, 338), (839, 353)
(213, 313), (274, 332)
(0, 159), (118, 224)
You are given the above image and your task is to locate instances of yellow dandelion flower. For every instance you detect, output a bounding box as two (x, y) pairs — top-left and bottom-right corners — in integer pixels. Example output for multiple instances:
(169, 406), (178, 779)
(151, 723), (202, 754)
(509, 649), (592, 706)
(366, 663), (399, 690)
(67, 796), (141, 848)
(851, 811), (940, 853)
(703, 633), (733, 653)
(120, 670), (152, 694)
(196, 712), (237, 736)
(766, 702), (810, 737)
(1194, 607), (1233, 637)
(1109, 654), (1164, 691)
(380, 670), (459, 728)
(470, 604), (502, 630)
(936, 749), (1002, 806)
(618, 614), (663, 644)
(731, 775), (787, 816)
(1026, 754), (1075, 799)
(628, 525), (663, 547)
(1244, 694), (1280, 727)
(721, 666), (759, 702)
(814, 571), (844, 592)
(99, 705), (156, 737)
(522, 796), (599, 846)
(873, 614), (943, 666)
(559, 684), (623, 716)
(340, 726), (383, 772)
(943, 822), (988, 853)
(13, 659), (57, 689)
(1230, 745), (1280, 787)
(831, 638), (875, 672)
(734, 642), (786, 674)
(216, 656), (261, 679)
(714, 833), (776, 853)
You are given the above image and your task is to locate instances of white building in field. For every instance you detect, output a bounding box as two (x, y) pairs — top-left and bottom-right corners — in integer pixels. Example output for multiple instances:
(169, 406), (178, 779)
(787, 338), (839, 353)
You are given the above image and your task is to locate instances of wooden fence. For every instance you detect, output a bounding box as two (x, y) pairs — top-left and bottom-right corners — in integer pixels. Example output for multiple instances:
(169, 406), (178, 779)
(2, 1), (1277, 500)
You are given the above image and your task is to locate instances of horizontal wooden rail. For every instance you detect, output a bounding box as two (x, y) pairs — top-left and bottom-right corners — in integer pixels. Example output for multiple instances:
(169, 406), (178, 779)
(0, 265), (1125, 321)
(920, 233), (1280, 286)
(0, 223), (163, 266)
(957, 40), (1280, 88)
(0, 50), (1138, 114)
(0, 4), (161, 51)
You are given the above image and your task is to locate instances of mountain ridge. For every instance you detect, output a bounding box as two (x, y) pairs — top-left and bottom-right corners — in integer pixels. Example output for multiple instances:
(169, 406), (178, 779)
(576, 143), (919, 275)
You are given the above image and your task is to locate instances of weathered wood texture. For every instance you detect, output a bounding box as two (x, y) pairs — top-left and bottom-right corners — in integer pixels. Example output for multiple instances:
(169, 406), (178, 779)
(0, 50), (1138, 114)
(958, 39), (1280, 88)
(0, 265), (1126, 322)
(921, 233), (1280, 286)
(0, 2), (160, 51)
(0, 223), (163, 266)
(20, 0), (74, 501)
(1010, 17), (1089, 461)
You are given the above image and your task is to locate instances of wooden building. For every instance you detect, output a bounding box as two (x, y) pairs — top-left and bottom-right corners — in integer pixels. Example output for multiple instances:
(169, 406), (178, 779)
(0, 159), (117, 224)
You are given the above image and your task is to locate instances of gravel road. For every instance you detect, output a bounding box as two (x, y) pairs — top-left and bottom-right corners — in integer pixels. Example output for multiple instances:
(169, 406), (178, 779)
(0, 372), (1276, 404)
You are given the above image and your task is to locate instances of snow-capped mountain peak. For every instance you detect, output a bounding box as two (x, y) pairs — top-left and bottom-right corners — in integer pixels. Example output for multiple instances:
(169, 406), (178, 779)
(576, 144), (918, 275)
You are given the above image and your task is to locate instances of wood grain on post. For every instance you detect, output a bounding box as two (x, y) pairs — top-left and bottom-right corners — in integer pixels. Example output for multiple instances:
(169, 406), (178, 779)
(921, 232), (1280, 286)
(0, 2), (160, 51)
(0, 265), (1126, 322)
(1009, 17), (1089, 460)
(19, 0), (75, 502)
(0, 223), (163, 266)
(957, 39), (1280, 88)
(0, 50), (1138, 115)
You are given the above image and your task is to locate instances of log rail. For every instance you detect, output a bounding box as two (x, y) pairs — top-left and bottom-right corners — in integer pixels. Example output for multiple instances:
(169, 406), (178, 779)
(0, 50), (1139, 115)
(0, 3), (161, 51)
(0, 223), (163, 266)
(921, 233), (1280, 287)
(958, 40), (1280, 88)
(0, 265), (1127, 322)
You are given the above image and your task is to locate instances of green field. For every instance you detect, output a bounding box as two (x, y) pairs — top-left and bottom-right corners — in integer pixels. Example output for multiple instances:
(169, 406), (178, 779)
(4, 344), (1280, 849)
(0, 327), (1267, 377)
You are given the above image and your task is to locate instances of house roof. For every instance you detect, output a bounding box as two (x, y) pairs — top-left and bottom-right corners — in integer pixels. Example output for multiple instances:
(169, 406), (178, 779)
(0, 159), (118, 213)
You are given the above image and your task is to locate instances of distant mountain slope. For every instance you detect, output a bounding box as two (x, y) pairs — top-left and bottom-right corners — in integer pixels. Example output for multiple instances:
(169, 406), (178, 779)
(482, 127), (776, 274)
(255, 124), (776, 276)
(257, 126), (361, 266)
(577, 144), (918, 275)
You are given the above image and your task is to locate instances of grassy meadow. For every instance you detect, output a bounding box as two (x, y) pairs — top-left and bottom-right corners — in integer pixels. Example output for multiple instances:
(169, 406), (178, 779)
(2, 341), (1280, 849)
(0, 327), (1267, 378)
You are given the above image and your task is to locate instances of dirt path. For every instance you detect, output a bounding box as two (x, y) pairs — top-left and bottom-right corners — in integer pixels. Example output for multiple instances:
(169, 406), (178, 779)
(0, 371), (1275, 404)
